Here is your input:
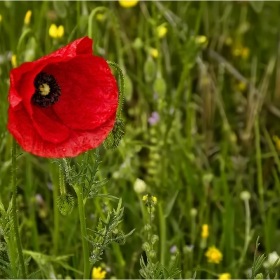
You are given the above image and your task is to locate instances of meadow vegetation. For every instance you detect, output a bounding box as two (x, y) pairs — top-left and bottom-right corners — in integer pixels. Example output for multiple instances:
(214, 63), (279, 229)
(0, 1), (280, 279)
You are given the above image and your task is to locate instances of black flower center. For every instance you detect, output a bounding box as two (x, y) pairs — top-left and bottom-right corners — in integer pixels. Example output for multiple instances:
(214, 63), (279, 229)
(31, 72), (61, 108)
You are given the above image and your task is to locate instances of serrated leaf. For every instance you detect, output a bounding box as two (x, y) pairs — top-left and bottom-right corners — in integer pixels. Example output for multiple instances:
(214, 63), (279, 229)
(56, 193), (75, 216)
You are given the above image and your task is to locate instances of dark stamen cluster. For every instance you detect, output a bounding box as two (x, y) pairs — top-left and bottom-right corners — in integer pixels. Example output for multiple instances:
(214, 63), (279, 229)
(31, 72), (61, 108)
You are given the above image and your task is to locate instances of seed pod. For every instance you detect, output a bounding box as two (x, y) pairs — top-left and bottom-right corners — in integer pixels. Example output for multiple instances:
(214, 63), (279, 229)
(153, 75), (166, 97)
(144, 57), (156, 82)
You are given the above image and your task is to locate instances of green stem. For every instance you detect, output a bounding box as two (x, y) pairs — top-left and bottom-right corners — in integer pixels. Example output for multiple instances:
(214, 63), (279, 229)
(107, 61), (125, 118)
(88, 7), (107, 39)
(25, 157), (39, 252)
(6, 237), (17, 278)
(11, 139), (26, 278)
(239, 199), (251, 267)
(75, 185), (90, 279)
(254, 118), (269, 252)
(59, 168), (66, 195)
(50, 162), (60, 255)
(158, 202), (166, 266)
(76, 0), (80, 38)
(254, 118), (264, 214)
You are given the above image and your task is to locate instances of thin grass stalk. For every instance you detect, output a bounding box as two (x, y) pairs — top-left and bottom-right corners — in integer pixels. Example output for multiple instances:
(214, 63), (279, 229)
(11, 139), (26, 278)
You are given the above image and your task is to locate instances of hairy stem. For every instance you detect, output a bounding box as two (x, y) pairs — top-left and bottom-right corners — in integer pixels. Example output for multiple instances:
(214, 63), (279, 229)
(158, 202), (166, 266)
(6, 237), (17, 277)
(11, 139), (26, 278)
(50, 162), (60, 254)
(75, 185), (90, 279)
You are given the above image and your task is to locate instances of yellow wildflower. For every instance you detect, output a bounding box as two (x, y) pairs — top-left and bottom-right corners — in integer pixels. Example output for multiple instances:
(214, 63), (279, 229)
(49, 24), (64, 39)
(205, 246), (223, 264)
(24, 10), (32, 25)
(11, 55), (17, 68)
(219, 273), (231, 279)
(92, 266), (106, 279)
(149, 48), (158, 58)
(0, 14), (2, 23)
(232, 47), (242, 57)
(157, 25), (167, 38)
(225, 37), (233, 46)
(273, 135), (280, 151)
(142, 194), (148, 201)
(119, 0), (138, 8)
(232, 46), (250, 60)
(152, 196), (157, 203)
(237, 82), (246, 92)
(241, 47), (250, 60)
(201, 224), (209, 239)
(195, 35), (208, 46)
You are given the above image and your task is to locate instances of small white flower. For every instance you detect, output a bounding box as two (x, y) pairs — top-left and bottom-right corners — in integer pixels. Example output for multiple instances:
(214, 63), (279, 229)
(133, 178), (147, 194)
(263, 251), (280, 268)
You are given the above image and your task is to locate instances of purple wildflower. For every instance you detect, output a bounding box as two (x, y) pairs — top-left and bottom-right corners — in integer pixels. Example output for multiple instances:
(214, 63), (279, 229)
(170, 245), (177, 254)
(35, 194), (44, 204)
(47, 182), (53, 191)
(148, 112), (160, 125)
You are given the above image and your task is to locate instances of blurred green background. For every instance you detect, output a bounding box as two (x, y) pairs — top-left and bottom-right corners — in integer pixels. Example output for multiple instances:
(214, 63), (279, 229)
(1, 1), (280, 279)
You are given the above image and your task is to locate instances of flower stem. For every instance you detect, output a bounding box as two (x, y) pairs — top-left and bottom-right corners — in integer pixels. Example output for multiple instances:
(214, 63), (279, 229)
(6, 237), (17, 277)
(158, 202), (166, 266)
(75, 185), (90, 279)
(11, 138), (26, 278)
(50, 162), (60, 255)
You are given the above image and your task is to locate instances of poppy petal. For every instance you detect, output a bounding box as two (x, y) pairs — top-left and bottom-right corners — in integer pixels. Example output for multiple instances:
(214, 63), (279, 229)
(43, 55), (118, 131)
(7, 37), (119, 158)
(36, 36), (93, 63)
(8, 103), (116, 157)
(31, 106), (70, 144)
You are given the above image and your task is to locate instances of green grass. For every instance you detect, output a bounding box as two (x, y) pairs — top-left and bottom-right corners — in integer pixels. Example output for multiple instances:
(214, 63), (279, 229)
(1, 1), (280, 279)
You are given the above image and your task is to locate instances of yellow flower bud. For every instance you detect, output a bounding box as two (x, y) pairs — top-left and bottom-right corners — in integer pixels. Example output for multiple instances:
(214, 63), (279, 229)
(142, 195), (148, 201)
(149, 48), (159, 58)
(219, 273), (231, 279)
(119, 0), (138, 8)
(57, 25), (64, 38)
(237, 82), (246, 92)
(11, 55), (17, 68)
(196, 35), (208, 46)
(157, 25), (167, 38)
(24, 10), (32, 25)
(49, 24), (64, 39)
(241, 47), (250, 60)
(201, 224), (209, 238)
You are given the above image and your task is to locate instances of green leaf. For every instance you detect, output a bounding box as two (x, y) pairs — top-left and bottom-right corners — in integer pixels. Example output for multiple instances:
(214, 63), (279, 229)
(56, 193), (75, 216)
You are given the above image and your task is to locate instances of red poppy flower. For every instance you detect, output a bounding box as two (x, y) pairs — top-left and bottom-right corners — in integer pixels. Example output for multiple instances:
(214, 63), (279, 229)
(7, 37), (119, 158)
